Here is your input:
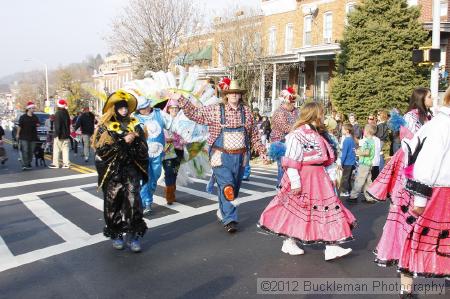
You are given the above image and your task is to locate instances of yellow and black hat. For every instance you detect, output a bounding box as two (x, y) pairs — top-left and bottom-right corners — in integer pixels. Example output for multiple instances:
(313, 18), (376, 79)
(102, 89), (138, 114)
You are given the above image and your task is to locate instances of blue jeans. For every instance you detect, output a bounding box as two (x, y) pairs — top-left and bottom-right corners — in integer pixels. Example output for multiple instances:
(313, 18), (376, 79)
(19, 140), (35, 167)
(243, 151), (251, 179)
(213, 152), (245, 225)
(140, 154), (163, 208)
(276, 158), (283, 187)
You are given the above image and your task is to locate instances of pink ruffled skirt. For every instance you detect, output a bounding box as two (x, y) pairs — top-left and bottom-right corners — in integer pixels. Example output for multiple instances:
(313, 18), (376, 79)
(399, 187), (450, 278)
(258, 165), (356, 244)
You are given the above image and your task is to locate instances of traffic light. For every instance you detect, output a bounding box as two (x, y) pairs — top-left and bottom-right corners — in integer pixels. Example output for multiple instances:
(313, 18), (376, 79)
(412, 47), (441, 65)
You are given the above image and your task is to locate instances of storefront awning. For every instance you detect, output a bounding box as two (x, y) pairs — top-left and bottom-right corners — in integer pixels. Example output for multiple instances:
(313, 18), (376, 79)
(174, 45), (212, 65)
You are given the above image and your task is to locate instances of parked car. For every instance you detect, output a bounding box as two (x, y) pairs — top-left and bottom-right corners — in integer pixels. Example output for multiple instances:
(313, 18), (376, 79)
(12, 112), (50, 148)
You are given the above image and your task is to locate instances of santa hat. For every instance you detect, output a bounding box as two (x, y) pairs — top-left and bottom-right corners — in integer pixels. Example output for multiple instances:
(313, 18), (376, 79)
(57, 99), (67, 108)
(280, 86), (296, 101)
(26, 101), (36, 110)
(218, 77), (231, 91)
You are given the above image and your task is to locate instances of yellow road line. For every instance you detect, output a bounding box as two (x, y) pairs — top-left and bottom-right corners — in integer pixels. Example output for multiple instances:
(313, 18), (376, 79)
(43, 154), (95, 174)
(4, 138), (95, 174)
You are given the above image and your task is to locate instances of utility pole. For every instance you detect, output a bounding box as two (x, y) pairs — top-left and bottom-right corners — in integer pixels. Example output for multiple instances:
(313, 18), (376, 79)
(430, 0), (441, 107)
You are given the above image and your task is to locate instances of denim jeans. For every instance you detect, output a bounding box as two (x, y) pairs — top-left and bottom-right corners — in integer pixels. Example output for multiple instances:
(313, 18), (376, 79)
(19, 140), (35, 167)
(213, 152), (245, 225)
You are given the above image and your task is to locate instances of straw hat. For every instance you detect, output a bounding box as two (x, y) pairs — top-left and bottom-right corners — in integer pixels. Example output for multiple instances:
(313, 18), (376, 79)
(222, 80), (246, 95)
(102, 89), (138, 114)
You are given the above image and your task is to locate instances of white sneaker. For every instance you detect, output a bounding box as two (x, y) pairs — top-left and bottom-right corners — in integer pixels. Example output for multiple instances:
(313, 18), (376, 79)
(62, 164), (70, 169)
(324, 245), (352, 261)
(281, 238), (304, 255)
(340, 192), (350, 197)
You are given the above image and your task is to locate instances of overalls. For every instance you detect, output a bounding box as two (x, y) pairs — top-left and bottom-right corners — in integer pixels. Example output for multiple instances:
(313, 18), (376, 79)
(210, 104), (249, 225)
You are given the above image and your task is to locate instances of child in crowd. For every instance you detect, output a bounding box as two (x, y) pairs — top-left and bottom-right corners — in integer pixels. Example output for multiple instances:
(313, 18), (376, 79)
(338, 123), (356, 197)
(347, 124), (376, 204)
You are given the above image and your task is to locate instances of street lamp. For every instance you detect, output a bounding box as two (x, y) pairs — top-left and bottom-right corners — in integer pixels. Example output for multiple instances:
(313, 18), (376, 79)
(24, 58), (49, 111)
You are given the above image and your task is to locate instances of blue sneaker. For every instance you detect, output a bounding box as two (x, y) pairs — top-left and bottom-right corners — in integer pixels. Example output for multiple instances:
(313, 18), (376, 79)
(112, 237), (125, 250)
(130, 237), (142, 253)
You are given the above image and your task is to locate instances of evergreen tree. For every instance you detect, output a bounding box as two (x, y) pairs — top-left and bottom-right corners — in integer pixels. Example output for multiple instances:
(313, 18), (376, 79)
(331, 0), (429, 121)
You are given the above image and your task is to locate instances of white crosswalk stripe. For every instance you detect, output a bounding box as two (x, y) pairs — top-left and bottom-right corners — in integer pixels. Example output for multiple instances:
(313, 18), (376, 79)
(0, 167), (277, 273)
(20, 194), (92, 242)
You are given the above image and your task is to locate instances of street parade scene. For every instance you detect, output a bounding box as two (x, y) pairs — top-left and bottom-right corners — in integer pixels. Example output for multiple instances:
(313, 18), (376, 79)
(0, 0), (449, 298)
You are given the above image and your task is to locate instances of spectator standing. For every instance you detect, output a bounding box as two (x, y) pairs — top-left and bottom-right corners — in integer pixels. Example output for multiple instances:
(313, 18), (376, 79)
(348, 113), (363, 140)
(338, 124), (356, 197)
(376, 110), (389, 170)
(49, 99), (71, 168)
(347, 124), (376, 204)
(260, 116), (271, 146)
(0, 123), (7, 164)
(74, 107), (95, 162)
(16, 102), (40, 170)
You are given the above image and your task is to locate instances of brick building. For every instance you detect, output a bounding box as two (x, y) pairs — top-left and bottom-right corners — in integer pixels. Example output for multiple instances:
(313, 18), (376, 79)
(99, 1), (448, 115)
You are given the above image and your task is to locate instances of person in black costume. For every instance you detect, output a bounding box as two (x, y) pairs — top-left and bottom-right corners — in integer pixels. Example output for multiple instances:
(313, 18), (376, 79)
(92, 90), (149, 252)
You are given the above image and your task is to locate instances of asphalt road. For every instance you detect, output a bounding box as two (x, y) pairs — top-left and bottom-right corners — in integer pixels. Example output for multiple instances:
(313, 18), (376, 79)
(0, 139), (448, 299)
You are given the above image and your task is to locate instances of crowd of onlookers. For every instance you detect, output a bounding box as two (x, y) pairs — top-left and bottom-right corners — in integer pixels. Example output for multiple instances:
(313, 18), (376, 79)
(251, 103), (409, 202)
(0, 100), (97, 170)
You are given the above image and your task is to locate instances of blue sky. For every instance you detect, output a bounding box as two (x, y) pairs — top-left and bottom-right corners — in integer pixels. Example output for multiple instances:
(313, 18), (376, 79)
(0, 0), (260, 78)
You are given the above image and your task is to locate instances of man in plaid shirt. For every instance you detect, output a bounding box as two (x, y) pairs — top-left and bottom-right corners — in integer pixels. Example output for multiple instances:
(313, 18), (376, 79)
(172, 80), (267, 233)
(271, 87), (300, 186)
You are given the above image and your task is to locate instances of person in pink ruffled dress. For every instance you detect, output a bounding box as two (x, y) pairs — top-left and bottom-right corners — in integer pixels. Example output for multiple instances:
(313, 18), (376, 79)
(366, 87), (433, 269)
(397, 87), (450, 297)
(258, 102), (356, 261)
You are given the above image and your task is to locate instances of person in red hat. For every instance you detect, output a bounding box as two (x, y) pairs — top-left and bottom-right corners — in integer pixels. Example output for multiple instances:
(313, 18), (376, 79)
(172, 79), (268, 233)
(270, 87), (300, 187)
(48, 99), (71, 168)
(16, 101), (40, 170)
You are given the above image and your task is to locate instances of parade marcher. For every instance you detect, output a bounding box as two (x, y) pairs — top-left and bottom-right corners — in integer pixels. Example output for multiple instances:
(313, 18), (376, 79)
(269, 87), (299, 187)
(48, 99), (71, 169)
(75, 107), (96, 162)
(16, 101), (40, 170)
(161, 99), (184, 205)
(173, 80), (268, 233)
(388, 109), (402, 155)
(259, 102), (355, 259)
(367, 87), (433, 271)
(92, 89), (148, 252)
(134, 95), (174, 214)
(397, 88), (450, 297)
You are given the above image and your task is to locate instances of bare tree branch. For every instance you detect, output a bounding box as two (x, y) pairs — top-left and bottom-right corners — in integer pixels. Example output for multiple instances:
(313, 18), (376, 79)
(107, 0), (200, 76)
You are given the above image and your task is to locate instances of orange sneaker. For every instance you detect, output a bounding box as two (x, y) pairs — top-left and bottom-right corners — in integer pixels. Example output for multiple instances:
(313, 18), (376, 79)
(223, 185), (235, 201)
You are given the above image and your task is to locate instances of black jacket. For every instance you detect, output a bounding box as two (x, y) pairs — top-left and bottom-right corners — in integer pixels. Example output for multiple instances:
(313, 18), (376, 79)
(260, 120), (271, 137)
(376, 122), (389, 142)
(54, 109), (71, 139)
(75, 112), (95, 135)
